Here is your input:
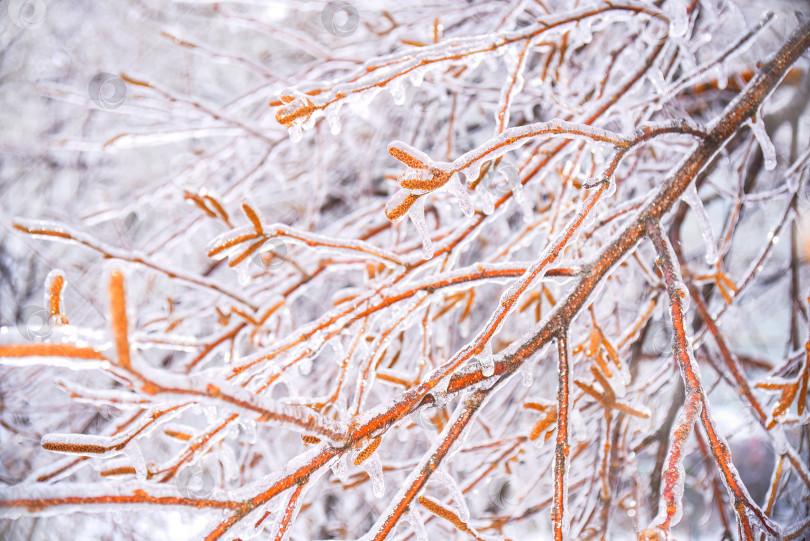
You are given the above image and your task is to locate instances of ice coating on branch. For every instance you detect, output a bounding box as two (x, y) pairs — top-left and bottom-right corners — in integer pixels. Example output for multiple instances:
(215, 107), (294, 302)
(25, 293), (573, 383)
(455, 120), (623, 183)
(40, 433), (119, 457)
(385, 120), (625, 255)
(39, 403), (191, 458)
(748, 115), (776, 170)
(275, 90), (317, 142)
(228, 499), (281, 540)
(427, 368), (450, 403)
(671, 280), (691, 312)
(682, 184), (720, 265)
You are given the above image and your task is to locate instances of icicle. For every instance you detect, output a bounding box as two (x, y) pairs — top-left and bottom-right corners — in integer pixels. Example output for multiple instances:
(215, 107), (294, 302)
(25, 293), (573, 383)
(288, 123), (303, 143)
(667, 0), (689, 38)
(520, 361), (533, 387)
(242, 418), (257, 445)
(434, 468), (470, 522)
(409, 69), (425, 88)
(648, 67), (667, 95)
(682, 184), (719, 265)
(444, 175), (474, 217)
(331, 455), (348, 482)
(407, 197), (434, 260)
(714, 63), (728, 91)
(481, 190), (496, 215)
(360, 454), (385, 498)
(298, 356), (312, 376)
(570, 407), (587, 443)
(218, 444), (239, 482)
(748, 115), (776, 170)
(202, 405), (218, 424)
(389, 78), (407, 106)
(572, 20), (593, 45)
(124, 442), (147, 481)
(429, 372), (450, 405)
(478, 341), (494, 377)
(326, 105), (342, 135)
(462, 53), (483, 71)
(406, 506), (429, 541)
(511, 182), (533, 223)
(237, 265), (251, 286)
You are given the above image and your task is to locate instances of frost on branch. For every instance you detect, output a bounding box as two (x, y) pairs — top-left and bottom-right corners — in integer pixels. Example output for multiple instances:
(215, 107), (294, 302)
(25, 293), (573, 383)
(2, 1), (810, 540)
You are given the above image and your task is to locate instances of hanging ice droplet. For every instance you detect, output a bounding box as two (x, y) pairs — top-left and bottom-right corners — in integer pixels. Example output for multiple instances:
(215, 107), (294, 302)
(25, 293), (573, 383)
(445, 175), (474, 217)
(407, 197), (434, 260)
(331, 455), (348, 482)
(511, 183), (533, 223)
(389, 78), (407, 106)
(481, 357), (495, 378)
(237, 265), (251, 287)
(714, 64), (728, 90)
(520, 361), (533, 387)
(478, 341), (494, 377)
(409, 69), (425, 88)
(682, 184), (719, 265)
(406, 506), (428, 541)
(326, 108), (342, 135)
(298, 356), (312, 376)
(748, 115), (776, 170)
(463, 54), (482, 70)
(667, 1), (689, 37)
(288, 123), (303, 143)
(648, 67), (666, 95)
(573, 20), (593, 45)
(125, 442), (147, 481)
(241, 418), (257, 445)
(481, 190), (496, 215)
(361, 454), (385, 498)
